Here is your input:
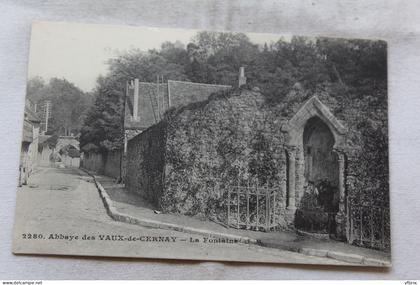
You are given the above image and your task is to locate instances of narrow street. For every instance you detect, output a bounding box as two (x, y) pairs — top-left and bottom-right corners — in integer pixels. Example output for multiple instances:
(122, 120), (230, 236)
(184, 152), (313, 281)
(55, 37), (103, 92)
(13, 166), (347, 265)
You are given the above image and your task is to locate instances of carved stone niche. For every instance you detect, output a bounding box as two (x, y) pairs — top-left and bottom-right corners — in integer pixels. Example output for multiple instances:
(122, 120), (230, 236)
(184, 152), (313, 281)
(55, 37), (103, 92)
(281, 96), (348, 240)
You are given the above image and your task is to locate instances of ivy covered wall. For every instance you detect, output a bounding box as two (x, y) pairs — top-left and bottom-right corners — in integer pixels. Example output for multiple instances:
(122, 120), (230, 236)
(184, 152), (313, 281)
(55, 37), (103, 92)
(125, 84), (388, 243)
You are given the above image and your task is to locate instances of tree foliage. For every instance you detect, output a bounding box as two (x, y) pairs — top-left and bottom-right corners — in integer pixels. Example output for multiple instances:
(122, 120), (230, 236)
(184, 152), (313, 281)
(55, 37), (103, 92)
(80, 31), (387, 151)
(26, 77), (93, 136)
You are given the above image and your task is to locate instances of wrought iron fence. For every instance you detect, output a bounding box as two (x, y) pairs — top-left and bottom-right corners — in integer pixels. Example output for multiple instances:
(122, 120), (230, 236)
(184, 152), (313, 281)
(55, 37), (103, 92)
(347, 196), (390, 250)
(226, 181), (280, 232)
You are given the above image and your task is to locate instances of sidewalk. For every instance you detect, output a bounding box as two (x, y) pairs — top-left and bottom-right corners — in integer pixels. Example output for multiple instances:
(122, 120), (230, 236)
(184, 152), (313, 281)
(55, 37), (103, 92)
(87, 171), (391, 267)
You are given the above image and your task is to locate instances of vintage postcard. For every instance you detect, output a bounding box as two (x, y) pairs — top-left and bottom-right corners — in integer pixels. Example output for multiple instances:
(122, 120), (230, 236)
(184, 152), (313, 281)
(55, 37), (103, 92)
(13, 21), (390, 266)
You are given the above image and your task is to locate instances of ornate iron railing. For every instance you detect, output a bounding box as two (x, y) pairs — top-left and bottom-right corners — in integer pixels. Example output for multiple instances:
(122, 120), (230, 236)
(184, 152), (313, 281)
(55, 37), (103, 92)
(226, 181), (280, 232)
(346, 196), (390, 250)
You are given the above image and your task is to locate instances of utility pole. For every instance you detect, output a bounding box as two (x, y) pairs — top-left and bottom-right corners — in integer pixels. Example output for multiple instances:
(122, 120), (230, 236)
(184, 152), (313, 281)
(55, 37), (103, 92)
(161, 75), (164, 110)
(167, 77), (171, 108)
(44, 100), (51, 133)
(238, 66), (247, 87)
(156, 75), (161, 120)
(133, 79), (139, 121)
(123, 81), (129, 154)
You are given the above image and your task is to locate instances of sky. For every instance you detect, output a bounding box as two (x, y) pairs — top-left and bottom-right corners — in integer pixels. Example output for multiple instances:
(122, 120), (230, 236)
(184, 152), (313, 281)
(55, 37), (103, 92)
(28, 21), (291, 92)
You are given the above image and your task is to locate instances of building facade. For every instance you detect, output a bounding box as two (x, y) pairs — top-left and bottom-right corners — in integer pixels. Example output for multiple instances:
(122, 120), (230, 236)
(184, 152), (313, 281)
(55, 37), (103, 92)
(19, 99), (41, 186)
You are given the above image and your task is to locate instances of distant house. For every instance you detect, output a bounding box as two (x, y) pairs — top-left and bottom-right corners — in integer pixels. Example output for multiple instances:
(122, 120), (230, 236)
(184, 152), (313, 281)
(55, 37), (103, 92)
(19, 99), (41, 186)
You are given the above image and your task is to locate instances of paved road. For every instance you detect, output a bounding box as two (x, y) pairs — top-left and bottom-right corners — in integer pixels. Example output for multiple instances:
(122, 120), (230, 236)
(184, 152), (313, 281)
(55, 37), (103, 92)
(13, 167), (347, 265)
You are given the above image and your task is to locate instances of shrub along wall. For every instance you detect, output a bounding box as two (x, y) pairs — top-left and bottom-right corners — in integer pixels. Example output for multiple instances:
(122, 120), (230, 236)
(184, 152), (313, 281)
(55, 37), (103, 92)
(162, 88), (290, 223)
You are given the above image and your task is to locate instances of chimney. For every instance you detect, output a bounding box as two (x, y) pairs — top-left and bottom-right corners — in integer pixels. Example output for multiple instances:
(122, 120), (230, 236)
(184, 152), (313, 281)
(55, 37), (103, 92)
(238, 66), (246, 87)
(133, 78), (139, 121)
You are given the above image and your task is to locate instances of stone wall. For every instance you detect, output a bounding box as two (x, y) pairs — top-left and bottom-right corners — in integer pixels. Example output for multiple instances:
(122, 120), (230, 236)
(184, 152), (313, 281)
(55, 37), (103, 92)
(82, 151), (104, 173)
(82, 149), (122, 179)
(62, 155), (80, 168)
(38, 146), (53, 167)
(125, 122), (166, 207)
(103, 150), (122, 178)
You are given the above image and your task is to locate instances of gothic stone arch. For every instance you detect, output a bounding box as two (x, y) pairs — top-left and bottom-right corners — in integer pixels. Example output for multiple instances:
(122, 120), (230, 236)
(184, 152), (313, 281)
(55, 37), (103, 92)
(281, 96), (348, 239)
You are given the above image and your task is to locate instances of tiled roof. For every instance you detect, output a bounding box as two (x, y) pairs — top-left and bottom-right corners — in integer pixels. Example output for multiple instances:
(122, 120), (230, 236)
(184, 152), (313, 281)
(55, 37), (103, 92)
(25, 104), (41, 123)
(168, 80), (231, 108)
(125, 82), (169, 130)
(22, 121), (33, 143)
(38, 135), (51, 145)
(125, 80), (231, 131)
(22, 100), (41, 143)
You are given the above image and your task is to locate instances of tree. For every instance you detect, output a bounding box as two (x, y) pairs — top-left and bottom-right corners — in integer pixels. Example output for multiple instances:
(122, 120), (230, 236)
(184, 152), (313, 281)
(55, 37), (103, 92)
(80, 75), (125, 151)
(26, 76), (46, 102)
(80, 32), (387, 152)
(80, 48), (190, 151)
(47, 78), (92, 136)
(26, 77), (92, 136)
(188, 31), (260, 85)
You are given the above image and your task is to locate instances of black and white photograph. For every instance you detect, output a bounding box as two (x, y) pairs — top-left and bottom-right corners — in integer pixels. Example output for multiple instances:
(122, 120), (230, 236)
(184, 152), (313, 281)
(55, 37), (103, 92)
(12, 21), (390, 267)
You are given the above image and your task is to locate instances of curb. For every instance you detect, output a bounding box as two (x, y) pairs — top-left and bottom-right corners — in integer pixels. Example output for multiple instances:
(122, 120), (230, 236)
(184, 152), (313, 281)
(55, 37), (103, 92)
(82, 169), (391, 266)
(257, 240), (389, 266)
(299, 248), (391, 267)
(84, 169), (257, 245)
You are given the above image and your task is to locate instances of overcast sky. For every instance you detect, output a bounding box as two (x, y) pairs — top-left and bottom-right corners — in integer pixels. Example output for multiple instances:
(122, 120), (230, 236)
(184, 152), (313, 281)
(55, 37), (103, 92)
(28, 21), (290, 92)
